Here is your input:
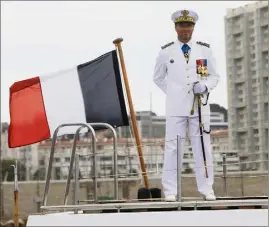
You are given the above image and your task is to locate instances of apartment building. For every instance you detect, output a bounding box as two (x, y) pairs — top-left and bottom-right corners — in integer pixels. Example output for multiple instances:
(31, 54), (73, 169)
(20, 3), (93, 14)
(225, 1), (268, 171)
(37, 138), (158, 180)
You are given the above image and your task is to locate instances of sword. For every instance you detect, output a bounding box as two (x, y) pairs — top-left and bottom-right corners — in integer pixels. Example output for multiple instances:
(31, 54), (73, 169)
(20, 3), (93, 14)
(197, 95), (209, 178)
(189, 82), (209, 178)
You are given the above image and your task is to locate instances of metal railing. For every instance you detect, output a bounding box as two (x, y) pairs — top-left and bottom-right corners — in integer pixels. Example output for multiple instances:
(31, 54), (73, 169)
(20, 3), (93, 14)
(42, 122), (118, 207)
(63, 125), (97, 205)
(40, 129), (268, 213)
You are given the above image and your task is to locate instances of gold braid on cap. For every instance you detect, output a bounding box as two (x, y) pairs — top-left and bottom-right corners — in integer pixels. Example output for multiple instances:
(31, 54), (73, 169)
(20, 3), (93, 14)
(174, 10), (195, 23)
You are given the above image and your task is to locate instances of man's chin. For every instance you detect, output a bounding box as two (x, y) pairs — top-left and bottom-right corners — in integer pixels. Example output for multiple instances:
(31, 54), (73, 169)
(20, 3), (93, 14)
(180, 36), (191, 41)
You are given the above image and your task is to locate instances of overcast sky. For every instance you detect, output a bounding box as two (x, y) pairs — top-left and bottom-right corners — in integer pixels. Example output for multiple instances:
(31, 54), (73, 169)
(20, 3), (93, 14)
(1, 1), (256, 122)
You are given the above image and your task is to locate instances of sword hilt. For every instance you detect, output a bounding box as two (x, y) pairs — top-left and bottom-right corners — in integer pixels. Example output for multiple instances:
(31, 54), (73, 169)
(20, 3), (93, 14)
(190, 95), (196, 115)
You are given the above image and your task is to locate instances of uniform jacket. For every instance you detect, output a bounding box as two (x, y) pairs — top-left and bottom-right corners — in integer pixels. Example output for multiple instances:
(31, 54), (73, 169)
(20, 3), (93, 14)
(153, 39), (220, 117)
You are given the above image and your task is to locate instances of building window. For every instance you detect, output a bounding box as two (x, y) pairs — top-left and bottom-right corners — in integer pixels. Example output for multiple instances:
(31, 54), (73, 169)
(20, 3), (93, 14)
(118, 156), (125, 161)
(55, 167), (61, 180)
(100, 156), (112, 161)
(54, 157), (60, 163)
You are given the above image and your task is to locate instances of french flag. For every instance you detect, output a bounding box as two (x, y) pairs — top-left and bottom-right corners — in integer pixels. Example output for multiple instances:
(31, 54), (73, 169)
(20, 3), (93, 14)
(8, 50), (129, 148)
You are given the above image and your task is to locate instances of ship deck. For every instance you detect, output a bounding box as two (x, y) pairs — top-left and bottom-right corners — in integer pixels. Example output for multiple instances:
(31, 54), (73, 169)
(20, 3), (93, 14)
(40, 196), (268, 214)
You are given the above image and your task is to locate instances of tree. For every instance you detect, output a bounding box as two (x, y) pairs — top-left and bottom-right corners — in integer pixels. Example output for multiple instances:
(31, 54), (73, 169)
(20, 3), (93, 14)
(1, 159), (26, 181)
(32, 167), (46, 181)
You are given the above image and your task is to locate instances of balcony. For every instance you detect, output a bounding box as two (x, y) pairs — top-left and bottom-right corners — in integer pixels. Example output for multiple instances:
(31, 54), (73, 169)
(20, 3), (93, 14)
(237, 128), (247, 133)
(237, 123), (247, 132)
(235, 101), (247, 108)
(260, 20), (268, 27)
(233, 51), (244, 59)
(234, 76), (245, 83)
(233, 26), (243, 35)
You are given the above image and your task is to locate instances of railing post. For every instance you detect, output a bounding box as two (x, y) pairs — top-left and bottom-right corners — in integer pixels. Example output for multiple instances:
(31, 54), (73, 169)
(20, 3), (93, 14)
(43, 123), (97, 207)
(43, 125), (65, 206)
(64, 124), (97, 205)
(239, 158), (244, 196)
(176, 135), (182, 204)
(73, 153), (79, 214)
(222, 154), (227, 196)
(90, 123), (118, 201)
(64, 126), (84, 205)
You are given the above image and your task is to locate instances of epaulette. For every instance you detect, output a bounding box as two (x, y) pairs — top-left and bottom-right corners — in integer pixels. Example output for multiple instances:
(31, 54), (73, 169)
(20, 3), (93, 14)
(196, 41), (210, 48)
(161, 42), (174, 50)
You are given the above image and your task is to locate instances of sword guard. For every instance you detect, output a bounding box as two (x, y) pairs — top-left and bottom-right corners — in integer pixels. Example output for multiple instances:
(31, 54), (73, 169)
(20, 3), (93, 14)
(200, 123), (211, 134)
(203, 128), (211, 134)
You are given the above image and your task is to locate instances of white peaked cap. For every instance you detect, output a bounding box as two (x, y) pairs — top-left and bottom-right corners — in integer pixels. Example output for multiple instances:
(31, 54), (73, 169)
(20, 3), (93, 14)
(171, 9), (199, 24)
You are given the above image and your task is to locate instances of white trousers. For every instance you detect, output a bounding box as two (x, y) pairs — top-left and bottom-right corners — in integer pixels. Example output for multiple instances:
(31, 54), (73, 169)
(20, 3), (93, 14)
(162, 115), (214, 197)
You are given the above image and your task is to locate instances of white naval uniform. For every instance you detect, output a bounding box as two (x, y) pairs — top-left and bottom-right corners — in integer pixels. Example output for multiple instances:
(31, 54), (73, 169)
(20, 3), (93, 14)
(153, 39), (220, 197)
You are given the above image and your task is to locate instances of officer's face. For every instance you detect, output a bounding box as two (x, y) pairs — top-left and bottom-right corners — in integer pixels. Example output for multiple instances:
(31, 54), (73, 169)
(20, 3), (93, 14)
(175, 22), (194, 41)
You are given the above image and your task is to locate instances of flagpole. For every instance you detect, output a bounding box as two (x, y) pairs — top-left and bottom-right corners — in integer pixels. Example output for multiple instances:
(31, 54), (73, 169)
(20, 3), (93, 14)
(113, 38), (149, 189)
(11, 161), (19, 227)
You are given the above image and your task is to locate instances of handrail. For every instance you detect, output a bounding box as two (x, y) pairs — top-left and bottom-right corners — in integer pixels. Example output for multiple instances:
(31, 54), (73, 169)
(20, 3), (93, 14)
(90, 123), (118, 201)
(63, 122), (118, 205)
(42, 123), (96, 207)
(63, 124), (97, 205)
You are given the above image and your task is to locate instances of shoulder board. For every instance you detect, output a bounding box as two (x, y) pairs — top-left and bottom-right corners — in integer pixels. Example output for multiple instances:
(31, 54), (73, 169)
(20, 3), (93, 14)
(161, 42), (174, 50)
(196, 41), (210, 48)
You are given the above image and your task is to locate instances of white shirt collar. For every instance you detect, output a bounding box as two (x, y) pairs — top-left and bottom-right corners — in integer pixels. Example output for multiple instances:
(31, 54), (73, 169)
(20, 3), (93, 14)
(176, 38), (192, 49)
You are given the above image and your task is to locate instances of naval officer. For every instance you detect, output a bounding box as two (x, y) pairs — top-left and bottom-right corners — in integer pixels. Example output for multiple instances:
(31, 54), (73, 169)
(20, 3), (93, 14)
(153, 9), (220, 201)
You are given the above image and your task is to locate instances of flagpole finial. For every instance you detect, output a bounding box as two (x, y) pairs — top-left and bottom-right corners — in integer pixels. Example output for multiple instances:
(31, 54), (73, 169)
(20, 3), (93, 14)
(113, 38), (123, 45)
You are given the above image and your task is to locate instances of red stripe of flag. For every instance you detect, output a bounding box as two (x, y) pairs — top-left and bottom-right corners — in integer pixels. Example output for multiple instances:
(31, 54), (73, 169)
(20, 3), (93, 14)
(8, 77), (50, 148)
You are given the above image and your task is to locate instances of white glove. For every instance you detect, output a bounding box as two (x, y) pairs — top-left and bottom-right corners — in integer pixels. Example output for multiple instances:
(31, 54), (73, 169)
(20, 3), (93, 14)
(193, 82), (207, 94)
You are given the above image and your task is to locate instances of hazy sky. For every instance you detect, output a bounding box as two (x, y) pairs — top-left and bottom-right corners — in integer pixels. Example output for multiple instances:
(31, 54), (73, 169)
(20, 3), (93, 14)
(1, 1), (256, 122)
